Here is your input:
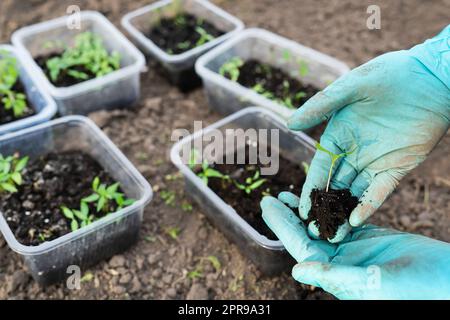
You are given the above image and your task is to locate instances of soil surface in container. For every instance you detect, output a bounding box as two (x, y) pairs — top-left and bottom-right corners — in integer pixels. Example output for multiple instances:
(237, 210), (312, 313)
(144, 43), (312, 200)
(35, 52), (98, 87)
(195, 145), (307, 240)
(0, 81), (35, 125)
(227, 59), (319, 110)
(0, 151), (124, 246)
(146, 13), (224, 55)
(307, 188), (359, 240)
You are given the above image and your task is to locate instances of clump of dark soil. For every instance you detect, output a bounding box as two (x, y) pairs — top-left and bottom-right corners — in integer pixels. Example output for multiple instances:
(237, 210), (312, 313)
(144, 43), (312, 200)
(146, 13), (224, 55)
(228, 59), (319, 109)
(195, 145), (306, 240)
(307, 188), (358, 240)
(35, 52), (97, 87)
(0, 81), (35, 125)
(0, 151), (122, 246)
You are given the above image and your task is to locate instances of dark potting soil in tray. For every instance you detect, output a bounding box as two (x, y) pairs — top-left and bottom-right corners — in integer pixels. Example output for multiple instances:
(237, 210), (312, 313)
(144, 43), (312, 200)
(35, 52), (98, 87)
(0, 151), (123, 246)
(146, 13), (225, 55)
(230, 59), (319, 109)
(307, 188), (359, 240)
(197, 148), (306, 240)
(0, 81), (35, 125)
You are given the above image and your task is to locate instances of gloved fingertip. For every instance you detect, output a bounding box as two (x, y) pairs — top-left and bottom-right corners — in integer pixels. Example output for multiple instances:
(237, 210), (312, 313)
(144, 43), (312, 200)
(278, 191), (300, 209)
(328, 221), (352, 243)
(349, 207), (369, 227)
(291, 262), (322, 287)
(308, 221), (321, 239)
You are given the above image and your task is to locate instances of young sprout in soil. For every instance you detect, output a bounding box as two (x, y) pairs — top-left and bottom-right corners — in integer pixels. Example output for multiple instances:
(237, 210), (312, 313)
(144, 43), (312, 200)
(315, 142), (356, 192)
(282, 49), (292, 62)
(82, 177), (134, 213)
(252, 83), (275, 100)
(187, 268), (203, 279)
(297, 59), (309, 77)
(166, 226), (181, 240)
(195, 27), (214, 47)
(0, 50), (28, 117)
(160, 189), (176, 206)
(176, 40), (191, 50)
(219, 57), (244, 82)
(234, 169), (267, 194)
(205, 255), (221, 272)
(0, 153), (28, 193)
(45, 32), (121, 83)
(181, 201), (193, 212)
(197, 160), (230, 186)
(61, 203), (93, 232)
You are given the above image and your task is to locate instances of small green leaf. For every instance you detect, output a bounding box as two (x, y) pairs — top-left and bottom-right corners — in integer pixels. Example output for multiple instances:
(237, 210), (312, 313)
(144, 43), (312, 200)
(97, 196), (106, 212)
(1, 182), (17, 193)
(106, 182), (120, 194)
(92, 177), (100, 190)
(10, 172), (22, 185)
(71, 219), (79, 232)
(61, 206), (74, 219)
(82, 193), (99, 203)
(14, 156), (28, 172)
(207, 256), (221, 272)
(248, 179), (266, 190)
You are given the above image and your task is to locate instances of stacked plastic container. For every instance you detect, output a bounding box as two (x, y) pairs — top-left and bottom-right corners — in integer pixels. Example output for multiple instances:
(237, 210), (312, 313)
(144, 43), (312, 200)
(12, 11), (146, 115)
(196, 28), (350, 119)
(0, 45), (56, 135)
(122, 0), (244, 90)
(171, 107), (316, 275)
(0, 116), (152, 285)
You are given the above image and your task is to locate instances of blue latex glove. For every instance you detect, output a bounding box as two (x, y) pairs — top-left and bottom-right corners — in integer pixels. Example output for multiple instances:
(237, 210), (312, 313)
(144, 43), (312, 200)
(261, 193), (450, 299)
(288, 25), (450, 242)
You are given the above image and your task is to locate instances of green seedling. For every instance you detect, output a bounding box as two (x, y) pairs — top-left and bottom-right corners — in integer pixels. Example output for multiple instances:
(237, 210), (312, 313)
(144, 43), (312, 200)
(174, 14), (187, 27)
(295, 91), (307, 100)
(82, 177), (134, 213)
(0, 50), (28, 117)
(197, 160), (229, 186)
(205, 255), (221, 272)
(181, 201), (193, 212)
(61, 204), (94, 232)
(61, 177), (134, 233)
(219, 57), (244, 82)
(234, 169), (266, 194)
(166, 226), (181, 240)
(80, 272), (94, 283)
(0, 154), (28, 193)
(188, 148), (200, 169)
(282, 49), (291, 62)
(187, 268), (203, 279)
(252, 83), (275, 100)
(176, 40), (191, 50)
(315, 142), (356, 192)
(160, 190), (176, 206)
(297, 59), (309, 77)
(195, 27), (214, 47)
(45, 32), (121, 83)
(301, 161), (310, 175)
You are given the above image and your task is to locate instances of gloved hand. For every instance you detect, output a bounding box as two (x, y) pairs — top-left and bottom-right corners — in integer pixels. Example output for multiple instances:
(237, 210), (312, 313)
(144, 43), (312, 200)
(288, 25), (450, 242)
(261, 193), (450, 299)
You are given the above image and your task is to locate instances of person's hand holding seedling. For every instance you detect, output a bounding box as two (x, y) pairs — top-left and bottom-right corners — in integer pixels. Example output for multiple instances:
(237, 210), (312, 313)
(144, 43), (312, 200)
(260, 194), (450, 299)
(287, 27), (449, 242)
